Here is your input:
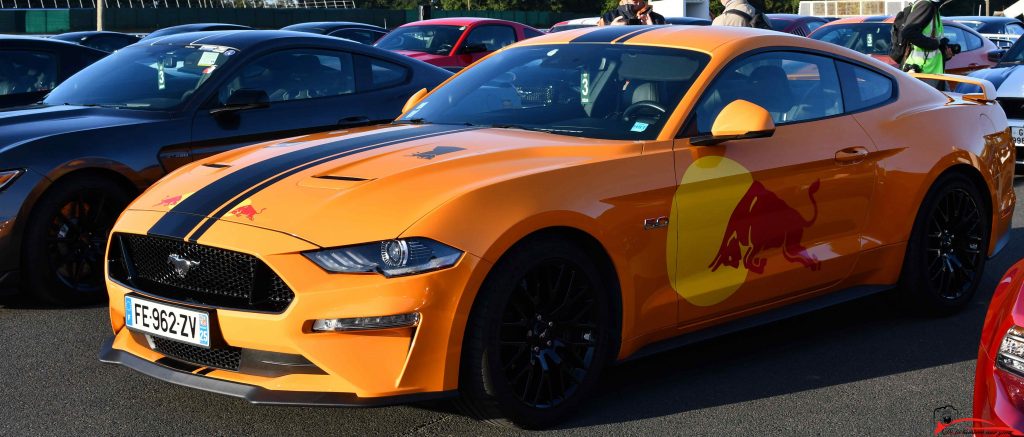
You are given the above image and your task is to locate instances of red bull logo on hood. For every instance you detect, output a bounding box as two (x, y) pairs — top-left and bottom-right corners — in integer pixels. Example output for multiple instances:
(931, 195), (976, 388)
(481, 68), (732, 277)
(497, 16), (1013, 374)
(708, 179), (821, 274)
(152, 192), (193, 210)
(224, 199), (266, 221)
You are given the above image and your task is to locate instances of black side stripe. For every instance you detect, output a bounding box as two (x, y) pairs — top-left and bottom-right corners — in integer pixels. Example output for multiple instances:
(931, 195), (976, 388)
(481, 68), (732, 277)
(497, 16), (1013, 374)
(614, 26), (663, 43)
(147, 124), (466, 240)
(571, 26), (651, 43)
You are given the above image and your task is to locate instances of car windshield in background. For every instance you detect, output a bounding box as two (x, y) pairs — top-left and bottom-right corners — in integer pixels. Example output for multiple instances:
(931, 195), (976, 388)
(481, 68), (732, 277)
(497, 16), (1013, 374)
(999, 38), (1024, 64)
(811, 23), (893, 55)
(400, 44), (709, 141)
(375, 25), (464, 54)
(957, 21), (983, 30)
(44, 44), (235, 110)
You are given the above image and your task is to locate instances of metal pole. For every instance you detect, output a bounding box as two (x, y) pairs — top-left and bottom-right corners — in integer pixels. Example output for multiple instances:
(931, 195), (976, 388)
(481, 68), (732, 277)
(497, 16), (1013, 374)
(97, 0), (103, 30)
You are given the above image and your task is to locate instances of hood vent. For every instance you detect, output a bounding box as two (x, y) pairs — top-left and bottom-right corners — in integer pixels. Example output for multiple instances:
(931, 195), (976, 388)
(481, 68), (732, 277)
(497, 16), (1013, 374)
(312, 175), (370, 182)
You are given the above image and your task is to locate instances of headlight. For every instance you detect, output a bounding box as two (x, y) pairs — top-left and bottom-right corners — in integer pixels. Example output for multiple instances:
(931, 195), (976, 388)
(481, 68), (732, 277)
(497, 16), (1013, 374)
(0, 170), (23, 192)
(998, 326), (1024, 375)
(303, 237), (462, 277)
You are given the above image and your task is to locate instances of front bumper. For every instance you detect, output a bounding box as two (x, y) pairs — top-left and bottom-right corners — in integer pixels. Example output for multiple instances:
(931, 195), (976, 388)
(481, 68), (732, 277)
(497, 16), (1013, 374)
(974, 347), (1024, 432)
(105, 210), (489, 401)
(99, 336), (456, 406)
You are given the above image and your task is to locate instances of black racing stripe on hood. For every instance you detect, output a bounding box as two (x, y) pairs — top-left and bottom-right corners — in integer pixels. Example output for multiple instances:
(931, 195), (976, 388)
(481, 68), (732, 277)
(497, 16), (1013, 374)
(146, 124), (468, 240)
(571, 26), (651, 43)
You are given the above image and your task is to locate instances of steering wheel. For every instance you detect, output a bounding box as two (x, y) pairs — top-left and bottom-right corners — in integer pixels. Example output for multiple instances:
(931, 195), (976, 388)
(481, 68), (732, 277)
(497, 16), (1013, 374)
(621, 100), (667, 122)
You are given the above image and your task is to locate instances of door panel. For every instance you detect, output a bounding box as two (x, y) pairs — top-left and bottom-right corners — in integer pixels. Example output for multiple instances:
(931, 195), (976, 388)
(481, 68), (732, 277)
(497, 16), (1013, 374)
(669, 51), (879, 324)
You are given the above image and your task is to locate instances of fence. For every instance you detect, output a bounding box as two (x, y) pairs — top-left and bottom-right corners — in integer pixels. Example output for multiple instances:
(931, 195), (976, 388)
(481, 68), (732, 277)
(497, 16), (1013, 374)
(797, 0), (912, 16)
(0, 8), (592, 33)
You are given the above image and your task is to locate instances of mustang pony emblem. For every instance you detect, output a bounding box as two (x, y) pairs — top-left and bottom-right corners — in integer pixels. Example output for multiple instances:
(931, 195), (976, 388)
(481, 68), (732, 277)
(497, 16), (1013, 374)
(167, 254), (200, 278)
(709, 179), (821, 274)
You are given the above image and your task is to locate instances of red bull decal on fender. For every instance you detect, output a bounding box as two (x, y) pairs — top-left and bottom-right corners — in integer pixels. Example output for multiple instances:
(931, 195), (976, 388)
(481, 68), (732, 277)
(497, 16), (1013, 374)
(708, 179), (821, 274)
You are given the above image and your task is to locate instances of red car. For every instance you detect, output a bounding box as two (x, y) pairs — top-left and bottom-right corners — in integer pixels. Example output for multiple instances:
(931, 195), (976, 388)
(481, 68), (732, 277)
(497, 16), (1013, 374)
(976, 260), (1024, 434)
(375, 17), (543, 71)
(809, 16), (999, 75)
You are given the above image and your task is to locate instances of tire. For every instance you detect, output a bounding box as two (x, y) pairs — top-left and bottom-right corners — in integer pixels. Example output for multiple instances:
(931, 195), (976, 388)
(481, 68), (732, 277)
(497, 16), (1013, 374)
(899, 172), (990, 314)
(457, 236), (617, 429)
(23, 174), (133, 306)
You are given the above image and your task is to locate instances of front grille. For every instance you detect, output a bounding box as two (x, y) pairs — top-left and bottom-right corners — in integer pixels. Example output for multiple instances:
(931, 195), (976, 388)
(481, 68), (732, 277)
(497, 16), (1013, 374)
(998, 98), (1024, 120)
(152, 337), (241, 371)
(110, 233), (294, 312)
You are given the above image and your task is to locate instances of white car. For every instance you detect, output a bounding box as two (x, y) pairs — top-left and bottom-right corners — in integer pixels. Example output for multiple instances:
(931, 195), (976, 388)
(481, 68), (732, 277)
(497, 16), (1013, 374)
(965, 38), (1024, 173)
(951, 16), (1024, 49)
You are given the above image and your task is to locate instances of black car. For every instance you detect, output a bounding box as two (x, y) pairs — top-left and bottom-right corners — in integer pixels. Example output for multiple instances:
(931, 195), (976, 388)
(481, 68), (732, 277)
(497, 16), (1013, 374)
(280, 21), (388, 45)
(767, 13), (829, 36)
(664, 17), (712, 26)
(0, 30), (451, 304)
(0, 36), (107, 109)
(139, 23), (253, 42)
(52, 31), (141, 52)
(950, 16), (1024, 48)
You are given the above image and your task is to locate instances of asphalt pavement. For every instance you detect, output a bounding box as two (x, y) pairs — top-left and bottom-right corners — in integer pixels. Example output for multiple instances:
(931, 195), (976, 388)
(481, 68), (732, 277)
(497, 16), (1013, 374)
(4, 180), (1024, 436)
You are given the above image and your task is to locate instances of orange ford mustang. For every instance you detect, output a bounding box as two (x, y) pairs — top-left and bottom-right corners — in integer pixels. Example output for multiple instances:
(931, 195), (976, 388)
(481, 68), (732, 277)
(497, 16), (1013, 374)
(100, 26), (1015, 428)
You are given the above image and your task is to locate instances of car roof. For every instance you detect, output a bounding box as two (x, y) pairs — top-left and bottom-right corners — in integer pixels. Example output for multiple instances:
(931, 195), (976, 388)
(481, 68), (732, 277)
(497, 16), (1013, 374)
(399, 17), (526, 27)
(53, 31), (136, 39)
(822, 15), (970, 27)
(137, 29), (362, 50)
(522, 25), (874, 60)
(949, 15), (1019, 23)
(281, 21), (386, 31)
(767, 13), (820, 20)
(0, 34), (108, 50)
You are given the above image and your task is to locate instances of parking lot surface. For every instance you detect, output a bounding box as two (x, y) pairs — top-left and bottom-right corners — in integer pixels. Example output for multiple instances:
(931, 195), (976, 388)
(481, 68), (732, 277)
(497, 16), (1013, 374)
(3, 180), (1023, 436)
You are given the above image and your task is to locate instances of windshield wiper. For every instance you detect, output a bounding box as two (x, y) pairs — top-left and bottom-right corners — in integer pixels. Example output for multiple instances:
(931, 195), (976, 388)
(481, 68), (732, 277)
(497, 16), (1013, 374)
(488, 123), (553, 133)
(394, 117), (429, 125)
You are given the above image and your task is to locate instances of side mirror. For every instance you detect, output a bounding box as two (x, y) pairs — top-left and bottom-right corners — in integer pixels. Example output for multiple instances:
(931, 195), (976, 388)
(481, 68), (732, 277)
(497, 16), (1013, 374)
(989, 49), (1007, 63)
(210, 89), (270, 115)
(691, 100), (775, 146)
(459, 42), (489, 54)
(402, 88), (429, 114)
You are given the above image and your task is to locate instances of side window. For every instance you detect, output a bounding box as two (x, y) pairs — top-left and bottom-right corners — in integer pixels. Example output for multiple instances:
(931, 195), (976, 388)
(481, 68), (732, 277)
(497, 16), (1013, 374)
(523, 28), (544, 39)
(1007, 23), (1024, 35)
(837, 62), (894, 112)
(694, 51), (843, 133)
(963, 30), (984, 51)
(217, 50), (355, 104)
(331, 29), (378, 45)
(358, 55), (409, 90)
(0, 51), (58, 96)
(465, 25), (517, 51)
(805, 20), (824, 33)
(943, 27), (981, 51)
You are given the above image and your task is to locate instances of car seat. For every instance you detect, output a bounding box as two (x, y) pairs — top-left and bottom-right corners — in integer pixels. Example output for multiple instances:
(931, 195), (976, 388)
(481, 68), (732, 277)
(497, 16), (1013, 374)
(748, 65), (794, 122)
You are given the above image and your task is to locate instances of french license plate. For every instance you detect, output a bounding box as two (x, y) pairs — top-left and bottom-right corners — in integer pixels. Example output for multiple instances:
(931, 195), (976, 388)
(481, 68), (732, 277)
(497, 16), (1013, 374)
(124, 295), (211, 348)
(1013, 125), (1024, 145)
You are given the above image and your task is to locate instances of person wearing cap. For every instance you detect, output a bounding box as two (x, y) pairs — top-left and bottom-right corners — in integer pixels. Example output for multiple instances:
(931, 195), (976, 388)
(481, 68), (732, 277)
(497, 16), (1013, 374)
(598, 0), (666, 26)
(902, 0), (956, 74)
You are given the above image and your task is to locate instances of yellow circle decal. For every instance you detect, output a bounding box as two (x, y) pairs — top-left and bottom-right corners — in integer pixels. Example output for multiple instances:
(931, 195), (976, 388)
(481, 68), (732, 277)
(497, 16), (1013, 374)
(667, 156), (753, 307)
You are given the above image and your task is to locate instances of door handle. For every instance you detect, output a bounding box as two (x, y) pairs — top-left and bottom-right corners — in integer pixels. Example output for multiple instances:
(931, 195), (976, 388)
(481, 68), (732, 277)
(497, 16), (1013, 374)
(338, 116), (369, 126)
(834, 147), (869, 164)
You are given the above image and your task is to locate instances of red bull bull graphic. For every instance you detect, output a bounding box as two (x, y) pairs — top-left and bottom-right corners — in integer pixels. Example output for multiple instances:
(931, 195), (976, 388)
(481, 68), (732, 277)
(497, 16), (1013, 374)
(708, 179), (821, 274)
(228, 204), (266, 221)
(151, 192), (193, 210)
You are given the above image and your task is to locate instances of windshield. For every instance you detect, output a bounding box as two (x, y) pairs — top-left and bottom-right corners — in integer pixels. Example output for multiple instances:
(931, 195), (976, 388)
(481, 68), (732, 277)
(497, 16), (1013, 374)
(375, 25), (464, 55)
(44, 44), (235, 110)
(399, 44), (709, 141)
(957, 20), (983, 30)
(810, 23), (892, 55)
(999, 37), (1024, 64)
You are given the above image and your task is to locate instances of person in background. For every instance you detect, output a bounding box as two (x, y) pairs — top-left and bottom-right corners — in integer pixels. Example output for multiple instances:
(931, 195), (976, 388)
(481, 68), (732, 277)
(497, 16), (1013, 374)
(712, 0), (773, 28)
(599, 0), (666, 26)
(901, 0), (955, 74)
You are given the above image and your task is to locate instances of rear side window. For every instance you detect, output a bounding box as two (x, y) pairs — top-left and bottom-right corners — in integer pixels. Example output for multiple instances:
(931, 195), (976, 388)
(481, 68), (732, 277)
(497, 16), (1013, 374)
(523, 28), (544, 39)
(0, 51), (58, 96)
(837, 62), (894, 112)
(1008, 23), (1024, 35)
(358, 56), (409, 90)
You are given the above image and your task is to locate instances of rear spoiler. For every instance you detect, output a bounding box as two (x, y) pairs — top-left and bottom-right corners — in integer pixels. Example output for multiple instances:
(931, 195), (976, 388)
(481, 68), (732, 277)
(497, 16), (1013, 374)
(909, 73), (997, 103)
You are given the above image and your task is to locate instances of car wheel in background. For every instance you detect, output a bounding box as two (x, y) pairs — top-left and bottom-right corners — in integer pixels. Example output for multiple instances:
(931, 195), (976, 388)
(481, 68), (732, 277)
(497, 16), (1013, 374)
(457, 236), (617, 429)
(900, 172), (990, 314)
(23, 174), (132, 305)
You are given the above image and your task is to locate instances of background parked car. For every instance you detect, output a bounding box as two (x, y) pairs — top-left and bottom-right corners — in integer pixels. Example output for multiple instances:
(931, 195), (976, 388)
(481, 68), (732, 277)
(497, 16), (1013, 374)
(974, 259), (1024, 432)
(962, 36), (1024, 173)
(0, 36), (107, 109)
(950, 15), (1024, 49)
(0, 30), (451, 305)
(375, 17), (543, 71)
(280, 21), (388, 45)
(139, 23), (252, 42)
(51, 31), (141, 52)
(809, 16), (999, 75)
(767, 13), (829, 36)
(664, 16), (712, 25)
(547, 17), (599, 32)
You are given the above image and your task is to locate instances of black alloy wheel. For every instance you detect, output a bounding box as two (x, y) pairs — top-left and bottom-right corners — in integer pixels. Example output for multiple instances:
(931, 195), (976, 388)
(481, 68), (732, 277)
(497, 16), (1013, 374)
(901, 172), (989, 313)
(24, 175), (132, 305)
(458, 236), (616, 429)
